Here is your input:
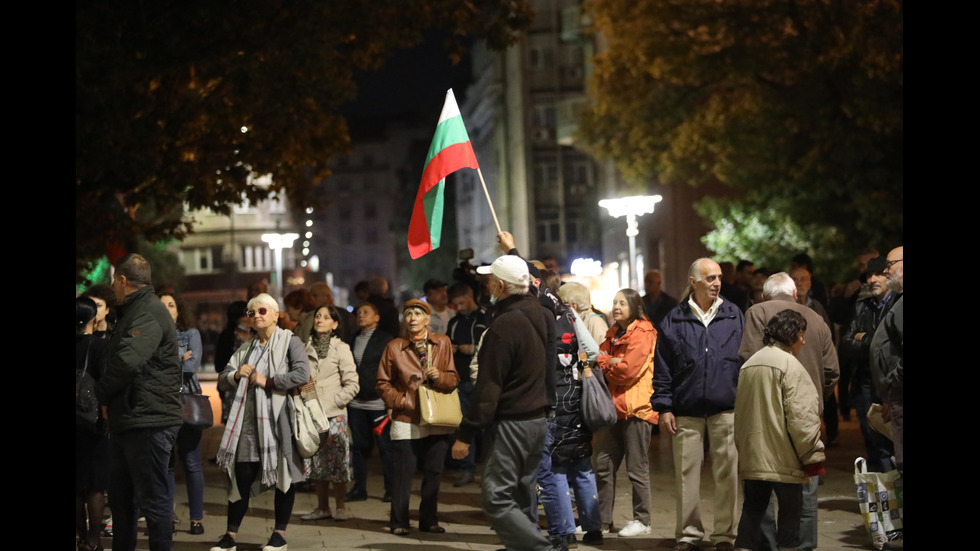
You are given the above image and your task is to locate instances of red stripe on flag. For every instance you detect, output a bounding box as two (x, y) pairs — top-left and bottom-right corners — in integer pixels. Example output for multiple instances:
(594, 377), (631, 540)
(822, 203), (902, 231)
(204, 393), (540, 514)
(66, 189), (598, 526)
(407, 141), (479, 259)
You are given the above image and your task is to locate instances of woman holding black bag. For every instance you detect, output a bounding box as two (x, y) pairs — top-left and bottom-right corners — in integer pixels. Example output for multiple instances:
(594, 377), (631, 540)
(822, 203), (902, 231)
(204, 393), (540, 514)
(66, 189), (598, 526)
(158, 290), (207, 536)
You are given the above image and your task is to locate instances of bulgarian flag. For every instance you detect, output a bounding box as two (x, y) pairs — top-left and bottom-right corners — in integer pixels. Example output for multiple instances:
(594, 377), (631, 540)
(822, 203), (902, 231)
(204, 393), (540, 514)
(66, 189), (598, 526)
(408, 89), (479, 259)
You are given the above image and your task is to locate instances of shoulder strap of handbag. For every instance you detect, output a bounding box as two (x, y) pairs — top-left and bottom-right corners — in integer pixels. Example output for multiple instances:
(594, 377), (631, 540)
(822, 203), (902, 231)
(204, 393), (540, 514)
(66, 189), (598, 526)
(421, 341), (434, 389)
(575, 317), (589, 369)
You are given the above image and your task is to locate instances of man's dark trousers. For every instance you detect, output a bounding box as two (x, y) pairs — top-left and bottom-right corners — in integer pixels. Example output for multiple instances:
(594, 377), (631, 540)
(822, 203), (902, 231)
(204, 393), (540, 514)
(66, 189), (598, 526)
(110, 425), (179, 551)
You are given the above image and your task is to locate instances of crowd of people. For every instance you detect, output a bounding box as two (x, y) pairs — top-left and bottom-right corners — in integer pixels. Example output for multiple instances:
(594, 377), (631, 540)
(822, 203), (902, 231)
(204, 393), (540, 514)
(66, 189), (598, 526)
(75, 239), (903, 551)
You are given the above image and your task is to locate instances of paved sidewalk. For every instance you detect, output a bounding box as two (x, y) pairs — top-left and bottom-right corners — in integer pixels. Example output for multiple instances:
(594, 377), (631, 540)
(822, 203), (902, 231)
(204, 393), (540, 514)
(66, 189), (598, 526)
(124, 379), (878, 550)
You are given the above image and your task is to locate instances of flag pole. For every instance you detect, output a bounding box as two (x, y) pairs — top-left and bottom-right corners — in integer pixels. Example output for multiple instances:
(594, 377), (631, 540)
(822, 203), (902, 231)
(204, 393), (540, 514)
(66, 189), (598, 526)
(475, 167), (501, 234)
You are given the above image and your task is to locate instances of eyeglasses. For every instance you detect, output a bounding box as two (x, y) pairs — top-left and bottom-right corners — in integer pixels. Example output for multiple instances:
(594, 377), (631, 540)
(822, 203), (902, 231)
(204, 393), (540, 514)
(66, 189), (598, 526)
(246, 307), (269, 317)
(884, 258), (903, 269)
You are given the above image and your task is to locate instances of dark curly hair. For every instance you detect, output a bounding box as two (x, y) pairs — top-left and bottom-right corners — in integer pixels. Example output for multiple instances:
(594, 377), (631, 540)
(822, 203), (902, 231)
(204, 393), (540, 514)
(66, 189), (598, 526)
(762, 309), (807, 347)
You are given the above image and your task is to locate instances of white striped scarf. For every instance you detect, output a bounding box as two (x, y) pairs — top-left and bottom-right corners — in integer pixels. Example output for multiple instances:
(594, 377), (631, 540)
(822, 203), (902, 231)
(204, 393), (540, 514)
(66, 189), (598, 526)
(216, 341), (279, 487)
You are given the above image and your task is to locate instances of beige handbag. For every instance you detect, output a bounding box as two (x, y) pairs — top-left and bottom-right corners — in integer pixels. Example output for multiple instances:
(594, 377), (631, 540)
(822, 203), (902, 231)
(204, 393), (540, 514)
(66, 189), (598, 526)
(418, 383), (462, 427)
(292, 393), (321, 458)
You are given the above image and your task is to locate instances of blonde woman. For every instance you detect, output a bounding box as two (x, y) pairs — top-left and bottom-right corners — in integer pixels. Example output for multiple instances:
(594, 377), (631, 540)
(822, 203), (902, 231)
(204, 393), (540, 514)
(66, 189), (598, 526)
(212, 294), (309, 551)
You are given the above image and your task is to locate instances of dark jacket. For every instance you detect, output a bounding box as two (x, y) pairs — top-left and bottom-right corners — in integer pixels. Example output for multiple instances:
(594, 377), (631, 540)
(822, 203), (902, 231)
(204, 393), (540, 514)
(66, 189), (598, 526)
(644, 291), (678, 331)
(96, 285), (182, 433)
(870, 295), (903, 403)
(840, 291), (897, 385)
(458, 293), (549, 444)
(348, 328), (393, 401)
(368, 294), (401, 341)
(652, 298), (744, 417)
(446, 307), (488, 382)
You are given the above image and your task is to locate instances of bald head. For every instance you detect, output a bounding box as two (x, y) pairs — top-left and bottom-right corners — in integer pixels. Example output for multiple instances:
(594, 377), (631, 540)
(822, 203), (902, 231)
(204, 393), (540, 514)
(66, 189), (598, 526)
(885, 246), (903, 292)
(688, 258), (722, 309)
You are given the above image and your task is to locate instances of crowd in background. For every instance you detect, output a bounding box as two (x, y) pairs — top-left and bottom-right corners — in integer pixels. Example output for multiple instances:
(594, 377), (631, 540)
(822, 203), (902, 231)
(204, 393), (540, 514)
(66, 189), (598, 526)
(76, 240), (903, 551)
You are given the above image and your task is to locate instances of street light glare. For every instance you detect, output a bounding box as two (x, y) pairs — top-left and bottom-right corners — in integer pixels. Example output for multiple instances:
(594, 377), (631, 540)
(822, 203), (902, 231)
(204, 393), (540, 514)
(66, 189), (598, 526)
(597, 195), (663, 218)
(598, 194), (663, 290)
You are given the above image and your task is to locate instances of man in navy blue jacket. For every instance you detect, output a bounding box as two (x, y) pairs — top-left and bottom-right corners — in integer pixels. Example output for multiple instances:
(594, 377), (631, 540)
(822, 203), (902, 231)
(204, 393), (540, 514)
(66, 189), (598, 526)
(652, 258), (745, 551)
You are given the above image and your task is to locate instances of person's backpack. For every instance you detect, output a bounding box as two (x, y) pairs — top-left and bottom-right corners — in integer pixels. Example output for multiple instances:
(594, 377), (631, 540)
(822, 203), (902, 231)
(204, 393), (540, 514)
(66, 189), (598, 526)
(76, 339), (99, 433)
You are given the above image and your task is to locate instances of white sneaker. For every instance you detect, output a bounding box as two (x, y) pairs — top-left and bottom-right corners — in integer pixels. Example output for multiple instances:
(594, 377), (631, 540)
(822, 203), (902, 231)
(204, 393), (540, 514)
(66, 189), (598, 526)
(617, 520), (651, 537)
(300, 508), (332, 521)
(334, 508), (350, 521)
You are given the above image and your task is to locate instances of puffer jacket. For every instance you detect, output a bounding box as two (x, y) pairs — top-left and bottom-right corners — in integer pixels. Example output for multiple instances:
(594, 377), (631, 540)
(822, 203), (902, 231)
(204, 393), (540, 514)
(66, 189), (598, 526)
(549, 306), (592, 462)
(652, 298), (744, 417)
(96, 285), (182, 433)
(735, 344), (825, 483)
(597, 319), (658, 424)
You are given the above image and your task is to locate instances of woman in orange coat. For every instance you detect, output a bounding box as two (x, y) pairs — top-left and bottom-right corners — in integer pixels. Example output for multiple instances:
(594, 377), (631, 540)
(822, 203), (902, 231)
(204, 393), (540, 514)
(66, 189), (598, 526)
(593, 288), (658, 537)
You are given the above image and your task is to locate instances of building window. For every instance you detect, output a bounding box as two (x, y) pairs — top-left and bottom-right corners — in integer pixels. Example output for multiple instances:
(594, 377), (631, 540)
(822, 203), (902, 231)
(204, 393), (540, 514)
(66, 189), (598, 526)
(241, 245), (271, 271)
(529, 44), (554, 71)
(179, 246), (224, 274)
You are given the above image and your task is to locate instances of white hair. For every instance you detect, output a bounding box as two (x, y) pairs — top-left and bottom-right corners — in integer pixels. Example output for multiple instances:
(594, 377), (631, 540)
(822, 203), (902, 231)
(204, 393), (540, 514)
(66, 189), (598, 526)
(502, 280), (529, 296)
(557, 281), (591, 311)
(247, 293), (279, 313)
(763, 272), (797, 300)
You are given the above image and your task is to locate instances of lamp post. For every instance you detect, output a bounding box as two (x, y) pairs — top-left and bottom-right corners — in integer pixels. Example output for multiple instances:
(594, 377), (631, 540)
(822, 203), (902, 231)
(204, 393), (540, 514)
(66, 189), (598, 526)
(598, 195), (663, 290)
(262, 231), (299, 308)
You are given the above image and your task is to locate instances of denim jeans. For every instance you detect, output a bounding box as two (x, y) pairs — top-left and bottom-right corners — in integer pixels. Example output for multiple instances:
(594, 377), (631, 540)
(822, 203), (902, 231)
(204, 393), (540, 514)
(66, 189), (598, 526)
(538, 425), (601, 536)
(348, 406), (393, 495)
(167, 424), (205, 521)
(760, 475), (818, 551)
(110, 425), (179, 551)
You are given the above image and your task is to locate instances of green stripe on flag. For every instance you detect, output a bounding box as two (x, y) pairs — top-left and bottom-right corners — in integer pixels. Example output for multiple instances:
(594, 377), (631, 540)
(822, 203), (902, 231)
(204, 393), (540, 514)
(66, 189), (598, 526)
(422, 180), (445, 250)
(425, 115), (471, 164)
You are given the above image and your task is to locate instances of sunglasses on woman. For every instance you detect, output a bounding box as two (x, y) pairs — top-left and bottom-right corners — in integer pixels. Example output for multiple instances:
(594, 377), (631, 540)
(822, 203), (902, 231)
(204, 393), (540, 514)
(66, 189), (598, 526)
(246, 307), (269, 317)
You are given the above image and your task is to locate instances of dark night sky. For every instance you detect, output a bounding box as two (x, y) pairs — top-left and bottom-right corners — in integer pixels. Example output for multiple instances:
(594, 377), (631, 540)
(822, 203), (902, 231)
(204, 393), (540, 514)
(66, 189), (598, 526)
(341, 33), (473, 134)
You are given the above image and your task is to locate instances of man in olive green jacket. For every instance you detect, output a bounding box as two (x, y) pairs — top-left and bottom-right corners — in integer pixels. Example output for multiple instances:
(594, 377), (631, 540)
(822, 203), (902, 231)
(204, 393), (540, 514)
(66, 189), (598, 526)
(96, 254), (182, 551)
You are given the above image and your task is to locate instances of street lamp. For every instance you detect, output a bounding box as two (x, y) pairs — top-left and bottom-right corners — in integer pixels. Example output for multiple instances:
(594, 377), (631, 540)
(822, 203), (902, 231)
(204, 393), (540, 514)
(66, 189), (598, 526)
(262, 231), (299, 308)
(598, 195), (663, 290)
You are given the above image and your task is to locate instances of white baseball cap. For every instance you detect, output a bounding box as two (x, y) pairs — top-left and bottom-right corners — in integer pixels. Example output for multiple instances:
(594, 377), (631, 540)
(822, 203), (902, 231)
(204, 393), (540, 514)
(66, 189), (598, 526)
(476, 255), (530, 286)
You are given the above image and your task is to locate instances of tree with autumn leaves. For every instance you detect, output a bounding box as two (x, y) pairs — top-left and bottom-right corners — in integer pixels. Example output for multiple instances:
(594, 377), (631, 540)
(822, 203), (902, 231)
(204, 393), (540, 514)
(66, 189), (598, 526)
(75, 0), (533, 283)
(578, 0), (902, 281)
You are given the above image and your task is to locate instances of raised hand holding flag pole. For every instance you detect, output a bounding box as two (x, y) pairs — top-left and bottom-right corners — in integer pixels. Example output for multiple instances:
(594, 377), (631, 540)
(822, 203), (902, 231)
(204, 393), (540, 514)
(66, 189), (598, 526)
(407, 89), (500, 259)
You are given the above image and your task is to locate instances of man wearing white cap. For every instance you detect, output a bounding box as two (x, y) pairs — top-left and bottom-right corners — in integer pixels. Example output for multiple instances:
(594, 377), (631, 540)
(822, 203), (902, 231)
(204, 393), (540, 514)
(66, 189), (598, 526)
(452, 255), (559, 551)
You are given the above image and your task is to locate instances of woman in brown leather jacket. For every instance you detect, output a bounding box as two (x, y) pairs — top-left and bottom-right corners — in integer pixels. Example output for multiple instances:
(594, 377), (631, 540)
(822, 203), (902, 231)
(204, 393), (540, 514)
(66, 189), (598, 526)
(375, 299), (459, 537)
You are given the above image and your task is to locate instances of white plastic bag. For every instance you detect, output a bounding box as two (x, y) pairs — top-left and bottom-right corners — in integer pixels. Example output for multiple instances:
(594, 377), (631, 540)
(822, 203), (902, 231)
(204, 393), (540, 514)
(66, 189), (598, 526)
(854, 457), (903, 549)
